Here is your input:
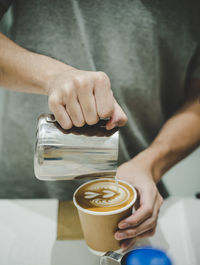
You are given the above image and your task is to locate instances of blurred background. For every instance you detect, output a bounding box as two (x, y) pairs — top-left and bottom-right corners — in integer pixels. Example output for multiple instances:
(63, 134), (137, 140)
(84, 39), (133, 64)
(163, 147), (200, 196)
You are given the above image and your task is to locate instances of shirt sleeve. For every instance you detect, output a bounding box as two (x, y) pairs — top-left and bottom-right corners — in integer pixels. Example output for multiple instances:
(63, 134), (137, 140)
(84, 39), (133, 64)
(0, 0), (13, 19)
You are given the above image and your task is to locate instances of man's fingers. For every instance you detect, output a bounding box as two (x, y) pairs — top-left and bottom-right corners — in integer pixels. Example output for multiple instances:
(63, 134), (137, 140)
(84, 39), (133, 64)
(48, 97), (72, 129)
(118, 203), (153, 229)
(118, 185), (157, 228)
(65, 93), (85, 127)
(48, 70), (126, 129)
(115, 196), (161, 241)
(77, 84), (99, 125)
(94, 72), (114, 119)
(115, 212), (157, 240)
(106, 100), (128, 130)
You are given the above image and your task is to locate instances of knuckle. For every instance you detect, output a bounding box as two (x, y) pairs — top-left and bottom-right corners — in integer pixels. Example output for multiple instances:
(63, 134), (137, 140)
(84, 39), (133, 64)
(64, 86), (75, 100)
(74, 77), (90, 90)
(95, 71), (111, 86)
(95, 71), (107, 81)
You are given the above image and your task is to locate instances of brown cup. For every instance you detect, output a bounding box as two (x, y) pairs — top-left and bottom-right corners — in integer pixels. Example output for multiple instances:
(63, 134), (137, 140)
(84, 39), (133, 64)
(73, 178), (137, 255)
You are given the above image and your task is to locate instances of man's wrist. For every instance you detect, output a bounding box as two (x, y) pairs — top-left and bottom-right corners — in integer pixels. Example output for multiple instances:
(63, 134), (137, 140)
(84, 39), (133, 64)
(136, 141), (172, 183)
(33, 53), (73, 95)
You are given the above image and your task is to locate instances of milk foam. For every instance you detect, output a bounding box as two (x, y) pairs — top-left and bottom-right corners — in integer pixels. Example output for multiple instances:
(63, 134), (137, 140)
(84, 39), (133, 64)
(75, 179), (134, 212)
(83, 181), (129, 207)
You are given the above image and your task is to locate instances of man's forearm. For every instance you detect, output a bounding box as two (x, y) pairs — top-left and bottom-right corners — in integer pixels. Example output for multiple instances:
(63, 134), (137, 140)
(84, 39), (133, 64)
(0, 33), (127, 130)
(136, 99), (200, 182)
(0, 33), (71, 94)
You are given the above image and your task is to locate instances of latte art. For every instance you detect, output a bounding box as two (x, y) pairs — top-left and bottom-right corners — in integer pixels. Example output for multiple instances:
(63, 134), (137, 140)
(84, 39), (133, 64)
(83, 183), (129, 208)
(75, 179), (135, 212)
(84, 190), (115, 199)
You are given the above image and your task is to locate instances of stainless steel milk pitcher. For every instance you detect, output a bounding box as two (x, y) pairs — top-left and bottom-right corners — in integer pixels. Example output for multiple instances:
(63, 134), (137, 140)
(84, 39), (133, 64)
(34, 114), (119, 181)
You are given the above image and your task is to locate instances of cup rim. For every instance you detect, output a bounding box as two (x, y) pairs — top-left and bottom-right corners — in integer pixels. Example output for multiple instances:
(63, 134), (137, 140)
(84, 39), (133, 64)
(73, 178), (137, 216)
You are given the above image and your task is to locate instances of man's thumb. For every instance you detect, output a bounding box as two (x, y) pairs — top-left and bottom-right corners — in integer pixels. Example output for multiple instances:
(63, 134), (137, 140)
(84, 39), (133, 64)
(106, 101), (128, 130)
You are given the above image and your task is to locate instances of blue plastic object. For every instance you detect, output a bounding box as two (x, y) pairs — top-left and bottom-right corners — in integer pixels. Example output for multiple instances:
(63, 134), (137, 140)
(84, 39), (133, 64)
(122, 247), (173, 265)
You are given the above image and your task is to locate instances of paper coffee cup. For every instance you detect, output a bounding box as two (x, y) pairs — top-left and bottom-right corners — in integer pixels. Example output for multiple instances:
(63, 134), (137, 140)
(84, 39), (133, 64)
(73, 178), (137, 254)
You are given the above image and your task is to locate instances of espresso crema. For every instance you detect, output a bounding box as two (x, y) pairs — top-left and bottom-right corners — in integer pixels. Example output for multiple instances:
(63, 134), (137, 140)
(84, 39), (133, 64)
(74, 179), (135, 212)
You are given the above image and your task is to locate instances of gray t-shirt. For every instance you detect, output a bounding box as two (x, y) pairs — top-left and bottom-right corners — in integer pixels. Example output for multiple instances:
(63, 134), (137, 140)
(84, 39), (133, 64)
(0, 0), (200, 199)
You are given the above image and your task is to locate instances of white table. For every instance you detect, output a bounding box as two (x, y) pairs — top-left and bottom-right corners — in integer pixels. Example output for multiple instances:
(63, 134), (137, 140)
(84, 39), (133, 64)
(0, 197), (199, 265)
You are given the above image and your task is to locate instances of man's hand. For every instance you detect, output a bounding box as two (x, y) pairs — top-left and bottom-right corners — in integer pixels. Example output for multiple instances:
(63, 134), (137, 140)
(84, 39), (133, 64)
(0, 33), (127, 130)
(114, 151), (163, 251)
(114, 98), (200, 251)
(47, 69), (127, 130)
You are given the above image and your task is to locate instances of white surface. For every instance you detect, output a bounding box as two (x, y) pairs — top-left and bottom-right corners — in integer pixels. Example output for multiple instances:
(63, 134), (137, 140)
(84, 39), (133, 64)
(0, 200), (58, 265)
(0, 198), (199, 265)
(163, 147), (200, 196)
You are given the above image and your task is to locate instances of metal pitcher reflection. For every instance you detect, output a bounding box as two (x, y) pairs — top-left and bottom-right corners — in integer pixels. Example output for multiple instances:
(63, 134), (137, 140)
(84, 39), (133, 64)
(34, 114), (119, 181)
